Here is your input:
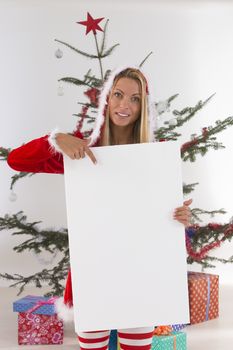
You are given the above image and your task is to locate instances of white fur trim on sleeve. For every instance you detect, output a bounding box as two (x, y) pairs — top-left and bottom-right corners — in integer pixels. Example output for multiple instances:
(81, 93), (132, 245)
(48, 127), (66, 155)
(55, 297), (74, 323)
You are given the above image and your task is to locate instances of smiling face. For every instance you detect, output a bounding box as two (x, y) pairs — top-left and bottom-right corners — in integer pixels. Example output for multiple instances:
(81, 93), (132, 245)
(108, 77), (141, 127)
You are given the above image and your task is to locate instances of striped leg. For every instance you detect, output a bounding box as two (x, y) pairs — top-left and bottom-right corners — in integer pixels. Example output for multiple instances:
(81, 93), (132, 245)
(118, 327), (154, 350)
(77, 330), (111, 350)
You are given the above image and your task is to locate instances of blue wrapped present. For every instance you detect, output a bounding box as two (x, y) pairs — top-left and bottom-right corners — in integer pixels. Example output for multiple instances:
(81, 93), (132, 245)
(171, 324), (187, 332)
(13, 295), (57, 315)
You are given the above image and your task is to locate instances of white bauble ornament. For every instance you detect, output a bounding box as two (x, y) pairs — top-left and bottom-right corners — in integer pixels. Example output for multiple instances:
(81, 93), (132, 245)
(55, 48), (63, 58)
(57, 84), (64, 96)
(156, 101), (169, 114)
(33, 235), (58, 266)
(168, 118), (177, 126)
(9, 191), (17, 202)
(32, 250), (58, 266)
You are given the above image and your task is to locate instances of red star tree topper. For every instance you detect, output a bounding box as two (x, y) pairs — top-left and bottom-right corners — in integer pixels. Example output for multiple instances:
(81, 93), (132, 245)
(78, 12), (104, 35)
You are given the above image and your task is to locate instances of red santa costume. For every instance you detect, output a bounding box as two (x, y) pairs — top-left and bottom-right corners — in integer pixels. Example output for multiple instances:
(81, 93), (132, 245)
(8, 66), (157, 350)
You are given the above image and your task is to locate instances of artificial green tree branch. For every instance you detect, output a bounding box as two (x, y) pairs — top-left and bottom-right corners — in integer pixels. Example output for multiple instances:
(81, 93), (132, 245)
(0, 147), (10, 161)
(191, 208), (226, 223)
(0, 212), (68, 254)
(0, 252), (69, 297)
(181, 116), (233, 162)
(155, 94), (215, 140)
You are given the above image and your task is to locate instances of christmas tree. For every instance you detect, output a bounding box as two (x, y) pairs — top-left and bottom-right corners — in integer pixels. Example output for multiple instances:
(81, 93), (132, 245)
(1, 13), (233, 296)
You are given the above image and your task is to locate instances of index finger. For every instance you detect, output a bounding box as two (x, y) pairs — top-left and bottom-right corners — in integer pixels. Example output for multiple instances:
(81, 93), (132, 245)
(85, 147), (97, 164)
(183, 198), (193, 207)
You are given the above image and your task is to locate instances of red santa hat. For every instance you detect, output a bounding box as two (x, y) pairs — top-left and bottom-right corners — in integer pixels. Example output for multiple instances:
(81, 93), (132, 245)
(55, 270), (74, 322)
(49, 65), (157, 155)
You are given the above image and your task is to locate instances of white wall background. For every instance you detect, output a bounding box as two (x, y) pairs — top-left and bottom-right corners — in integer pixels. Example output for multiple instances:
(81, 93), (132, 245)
(0, 0), (233, 286)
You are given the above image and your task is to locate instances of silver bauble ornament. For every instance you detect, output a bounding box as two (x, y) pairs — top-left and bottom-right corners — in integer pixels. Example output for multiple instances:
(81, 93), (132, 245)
(168, 118), (177, 126)
(9, 191), (17, 202)
(55, 48), (63, 59)
(57, 84), (64, 96)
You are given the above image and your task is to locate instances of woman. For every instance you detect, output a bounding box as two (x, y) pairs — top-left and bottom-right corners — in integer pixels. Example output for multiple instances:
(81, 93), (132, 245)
(8, 66), (191, 350)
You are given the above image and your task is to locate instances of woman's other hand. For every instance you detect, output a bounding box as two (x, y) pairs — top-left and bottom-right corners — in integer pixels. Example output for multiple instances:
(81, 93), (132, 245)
(173, 198), (192, 227)
(55, 133), (97, 164)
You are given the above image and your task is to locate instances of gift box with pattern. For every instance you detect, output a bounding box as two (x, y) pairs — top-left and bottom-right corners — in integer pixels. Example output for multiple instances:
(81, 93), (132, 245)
(155, 324), (187, 333)
(171, 324), (187, 332)
(13, 295), (63, 345)
(152, 331), (186, 350)
(188, 271), (219, 324)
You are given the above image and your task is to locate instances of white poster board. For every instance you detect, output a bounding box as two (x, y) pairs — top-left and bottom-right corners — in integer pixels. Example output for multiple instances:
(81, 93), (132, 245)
(64, 142), (190, 332)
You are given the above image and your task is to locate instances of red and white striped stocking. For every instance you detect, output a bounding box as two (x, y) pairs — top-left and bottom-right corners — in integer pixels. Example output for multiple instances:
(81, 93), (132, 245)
(77, 327), (154, 350)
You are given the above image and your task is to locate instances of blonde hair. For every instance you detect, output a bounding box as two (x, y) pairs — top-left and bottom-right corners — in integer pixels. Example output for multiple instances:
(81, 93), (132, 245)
(101, 68), (149, 145)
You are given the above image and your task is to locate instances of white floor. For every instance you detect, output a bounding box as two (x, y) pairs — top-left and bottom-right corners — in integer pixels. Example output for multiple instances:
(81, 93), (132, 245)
(185, 283), (233, 350)
(0, 284), (233, 350)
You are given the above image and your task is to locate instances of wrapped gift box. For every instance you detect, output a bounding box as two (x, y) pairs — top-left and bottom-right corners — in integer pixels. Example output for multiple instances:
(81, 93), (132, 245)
(152, 331), (186, 350)
(13, 295), (63, 345)
(155, 323), (186, 333)
(188, 272), (219, 324)
(171, 324), (187, 332)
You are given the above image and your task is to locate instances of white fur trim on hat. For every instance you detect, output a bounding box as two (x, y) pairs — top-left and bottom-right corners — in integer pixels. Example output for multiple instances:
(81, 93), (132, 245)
(55, 297), (74, 323)
(48, 127), (66, 155)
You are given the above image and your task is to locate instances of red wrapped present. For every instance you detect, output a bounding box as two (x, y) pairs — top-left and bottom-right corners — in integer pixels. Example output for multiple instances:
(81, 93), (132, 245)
(13, 295), (63, 345)
(188, 272), (219, 324)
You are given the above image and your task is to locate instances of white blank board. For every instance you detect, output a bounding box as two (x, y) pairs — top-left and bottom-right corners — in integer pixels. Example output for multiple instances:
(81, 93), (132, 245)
(64, 142), (190, 332)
